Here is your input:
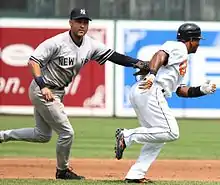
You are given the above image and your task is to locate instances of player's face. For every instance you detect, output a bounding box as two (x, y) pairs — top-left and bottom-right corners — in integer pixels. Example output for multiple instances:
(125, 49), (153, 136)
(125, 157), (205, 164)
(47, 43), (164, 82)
(189, 39), (200, 53)
(69, 19), (89, 38)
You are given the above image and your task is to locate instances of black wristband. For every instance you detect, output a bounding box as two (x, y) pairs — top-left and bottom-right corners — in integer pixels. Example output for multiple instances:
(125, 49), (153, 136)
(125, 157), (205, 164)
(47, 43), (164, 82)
(35, 76), (46, 89)
(149, 69), (157, 76)
(188, 86), (205, 97)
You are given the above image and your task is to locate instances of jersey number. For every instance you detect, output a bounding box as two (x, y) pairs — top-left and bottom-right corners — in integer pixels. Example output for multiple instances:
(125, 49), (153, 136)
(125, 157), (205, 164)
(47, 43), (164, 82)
(179, 60), (187, 76)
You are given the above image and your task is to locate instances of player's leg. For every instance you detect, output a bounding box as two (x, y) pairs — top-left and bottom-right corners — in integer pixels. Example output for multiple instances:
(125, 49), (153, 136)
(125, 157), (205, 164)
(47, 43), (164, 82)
(125, 142), (164, 182)
(115, 85), (179, 160)
(125, 86), (179, 145)
(0, 108), (52, 143)
(0, 81), (52, 143)
(28, 80), (83, 180)
(35, 93), (84, 180)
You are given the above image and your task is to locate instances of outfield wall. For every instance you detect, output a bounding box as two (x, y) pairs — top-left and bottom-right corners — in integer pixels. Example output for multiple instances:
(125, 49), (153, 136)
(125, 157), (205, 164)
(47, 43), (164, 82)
(0, 18), (220, 118)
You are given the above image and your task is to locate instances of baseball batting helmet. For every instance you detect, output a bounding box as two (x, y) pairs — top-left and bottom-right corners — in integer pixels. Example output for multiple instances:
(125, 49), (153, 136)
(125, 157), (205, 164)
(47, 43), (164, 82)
(177, 23), (203, 41)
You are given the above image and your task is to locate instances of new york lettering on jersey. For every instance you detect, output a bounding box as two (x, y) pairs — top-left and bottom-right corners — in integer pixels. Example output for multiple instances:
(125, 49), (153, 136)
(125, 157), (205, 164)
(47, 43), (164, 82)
(30, 31), (113, 87)
(58, 57), (89, 67)
(58, 57), (76, 66)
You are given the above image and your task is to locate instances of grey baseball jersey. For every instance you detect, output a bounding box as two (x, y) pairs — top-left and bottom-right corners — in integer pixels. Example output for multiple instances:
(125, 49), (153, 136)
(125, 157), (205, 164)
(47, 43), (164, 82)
(0, 31), (115, 171)
(30, 31), (114, 87)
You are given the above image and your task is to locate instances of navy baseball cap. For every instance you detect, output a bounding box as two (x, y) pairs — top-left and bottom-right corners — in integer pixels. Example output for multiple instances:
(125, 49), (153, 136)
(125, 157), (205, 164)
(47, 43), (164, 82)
(70, 8), (92, 21)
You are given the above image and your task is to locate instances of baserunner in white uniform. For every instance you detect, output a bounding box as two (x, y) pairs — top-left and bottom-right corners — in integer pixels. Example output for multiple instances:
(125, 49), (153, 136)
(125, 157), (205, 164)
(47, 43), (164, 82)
(0, 8), (149, 180)
(114, 23), (217, 183)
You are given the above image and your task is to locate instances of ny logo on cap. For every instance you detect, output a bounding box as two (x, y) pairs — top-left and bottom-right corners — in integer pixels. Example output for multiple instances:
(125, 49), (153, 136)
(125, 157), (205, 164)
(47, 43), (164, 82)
(80, 9), (86, 15)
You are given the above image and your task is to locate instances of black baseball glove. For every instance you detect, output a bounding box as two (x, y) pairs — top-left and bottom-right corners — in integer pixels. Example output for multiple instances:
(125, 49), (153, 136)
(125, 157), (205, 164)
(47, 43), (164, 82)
(132, 61), (150, 76)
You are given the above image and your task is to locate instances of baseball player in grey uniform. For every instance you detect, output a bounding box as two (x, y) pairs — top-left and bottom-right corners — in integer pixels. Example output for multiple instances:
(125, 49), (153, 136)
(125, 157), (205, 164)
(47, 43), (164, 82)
(0, 8), (149, 180)
(115, 23), (217, 183)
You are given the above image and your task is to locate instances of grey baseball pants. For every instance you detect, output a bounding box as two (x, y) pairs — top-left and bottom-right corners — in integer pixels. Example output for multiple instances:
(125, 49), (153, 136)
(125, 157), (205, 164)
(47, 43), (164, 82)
(0, 80), (74, 170)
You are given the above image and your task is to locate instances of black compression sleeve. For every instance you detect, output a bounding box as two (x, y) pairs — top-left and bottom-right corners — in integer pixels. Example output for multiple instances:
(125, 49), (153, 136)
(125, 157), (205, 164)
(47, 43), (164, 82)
(188, 86), (205, 97)
(108, 51), (139, 67)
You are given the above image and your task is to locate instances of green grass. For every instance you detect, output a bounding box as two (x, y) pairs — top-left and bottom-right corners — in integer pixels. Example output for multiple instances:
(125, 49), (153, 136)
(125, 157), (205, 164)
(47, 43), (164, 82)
(0, 179), (220, 185)
(0, 116), (220, 159)
(0, 116), (220, 184)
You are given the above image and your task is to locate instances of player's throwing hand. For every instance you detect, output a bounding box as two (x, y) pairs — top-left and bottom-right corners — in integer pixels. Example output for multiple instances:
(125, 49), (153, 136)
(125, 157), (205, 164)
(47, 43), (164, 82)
(41, 87), (55, 101)
(200, 80), (216, 94)
(139, 74), (156, 89)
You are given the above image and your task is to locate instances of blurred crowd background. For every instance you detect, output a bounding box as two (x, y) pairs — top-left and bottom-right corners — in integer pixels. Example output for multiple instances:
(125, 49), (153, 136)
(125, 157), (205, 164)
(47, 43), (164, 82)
(1, 0), (220, 21)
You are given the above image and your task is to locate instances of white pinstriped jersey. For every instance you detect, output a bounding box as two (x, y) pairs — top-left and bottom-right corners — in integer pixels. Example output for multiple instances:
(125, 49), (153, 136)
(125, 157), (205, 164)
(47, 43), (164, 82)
(30, 31), (114, 87)
(155, 41), (188, 97)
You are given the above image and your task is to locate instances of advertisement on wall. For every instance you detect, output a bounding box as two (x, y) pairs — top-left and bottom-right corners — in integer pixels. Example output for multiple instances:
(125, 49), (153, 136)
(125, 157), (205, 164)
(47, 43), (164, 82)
(115, 21), (220, 118)
(0, 18), (114, 116)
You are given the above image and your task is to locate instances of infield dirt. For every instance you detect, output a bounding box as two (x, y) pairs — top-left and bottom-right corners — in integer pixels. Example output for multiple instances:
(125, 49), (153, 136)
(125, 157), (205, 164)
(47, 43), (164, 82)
(0, 158), (220, 181)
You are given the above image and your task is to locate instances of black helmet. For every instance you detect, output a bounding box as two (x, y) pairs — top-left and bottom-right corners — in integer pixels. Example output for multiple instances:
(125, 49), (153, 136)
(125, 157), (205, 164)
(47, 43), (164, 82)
(177, 23), (203, 41)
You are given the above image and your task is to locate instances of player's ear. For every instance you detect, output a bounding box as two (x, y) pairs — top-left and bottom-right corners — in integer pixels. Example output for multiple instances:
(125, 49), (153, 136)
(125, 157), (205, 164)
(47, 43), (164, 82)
(69, 20), (73, 27)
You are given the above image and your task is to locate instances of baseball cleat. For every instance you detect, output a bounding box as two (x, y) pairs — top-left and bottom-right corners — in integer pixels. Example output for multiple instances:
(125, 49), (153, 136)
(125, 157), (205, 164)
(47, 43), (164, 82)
(115, 128), (126, 160)
(125, 178), (153, 183)
(56, 167), (85, 180)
